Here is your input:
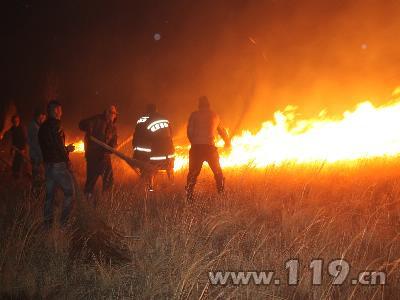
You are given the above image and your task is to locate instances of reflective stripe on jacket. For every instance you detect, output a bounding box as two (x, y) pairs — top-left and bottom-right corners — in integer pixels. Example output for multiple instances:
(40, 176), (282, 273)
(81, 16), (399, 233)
(132, 112), (174, 157)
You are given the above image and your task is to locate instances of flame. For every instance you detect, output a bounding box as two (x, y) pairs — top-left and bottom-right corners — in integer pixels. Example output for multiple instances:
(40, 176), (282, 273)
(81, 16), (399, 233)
(216, 100), (400, 169)
(174, 91), (400, 170)
(72, 140), (85, 153)
(70, 89), (400, 172)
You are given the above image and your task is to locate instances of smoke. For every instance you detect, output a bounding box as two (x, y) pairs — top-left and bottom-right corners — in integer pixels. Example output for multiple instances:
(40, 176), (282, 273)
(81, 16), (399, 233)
(4, 0), (400, 141)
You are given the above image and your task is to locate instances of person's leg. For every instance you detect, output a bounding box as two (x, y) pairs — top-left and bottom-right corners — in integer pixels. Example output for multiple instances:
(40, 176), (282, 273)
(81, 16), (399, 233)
(135, 152), (154, 192)
(206, 146), (224, 193)
(44, 165), (56, 228)
(31, 160), (39, 180)
(54, 163), (75, 227)
(12, 152), (23, 179)
(31, 160), (40, 195)
(166, 159), (174, 183)
(186, 146), (204, 200)
(84, 158), (100, 196)
(148, 173), (155, 192)
(102, 156), (114, 193)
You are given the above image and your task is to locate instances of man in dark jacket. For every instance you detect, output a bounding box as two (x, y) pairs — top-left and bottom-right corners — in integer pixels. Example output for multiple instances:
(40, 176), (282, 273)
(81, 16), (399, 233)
(186, 96), (231, 201)
(3, 115), (27, 179)
(132, 103), (174, 191)
(27, 108), (46, 187)
(38, 100), (75, 228)
(79, 105), (118, 198)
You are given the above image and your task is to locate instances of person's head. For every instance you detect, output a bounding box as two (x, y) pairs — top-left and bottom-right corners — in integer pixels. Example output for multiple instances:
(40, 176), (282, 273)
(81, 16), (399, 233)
(146, 103), (157, 114)
(198, 96), (210, 110)
(33, 108), (46, 125)
(11, 115), (20, 127)
(47, 100), (62, 120)
(105, 105), (118, 123)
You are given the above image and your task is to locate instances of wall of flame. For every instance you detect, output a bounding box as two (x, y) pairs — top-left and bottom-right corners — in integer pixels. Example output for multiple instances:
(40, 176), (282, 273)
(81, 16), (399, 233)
(71, 88), (400, 171)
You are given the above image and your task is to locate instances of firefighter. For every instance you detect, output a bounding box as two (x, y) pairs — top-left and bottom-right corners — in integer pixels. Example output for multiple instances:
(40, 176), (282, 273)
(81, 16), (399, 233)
(132, 103), (174, 191)
(186, 96), (231, 201)
(38, 100), (75, 228)
(2, 115), (27, 179)
(27, 108), (46, 187)
(79, 105), (118, 200)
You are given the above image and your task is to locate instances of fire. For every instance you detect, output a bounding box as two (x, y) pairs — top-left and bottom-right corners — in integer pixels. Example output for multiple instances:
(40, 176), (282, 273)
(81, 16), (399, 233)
(217, 100), (400, 168)
(176, 90), (400, 170)
(72, 140), (85, 153)
(70, 88), (400, 172)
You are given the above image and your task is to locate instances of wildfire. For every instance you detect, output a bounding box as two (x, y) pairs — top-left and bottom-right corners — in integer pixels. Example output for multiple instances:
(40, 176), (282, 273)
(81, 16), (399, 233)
(70, 89), (400, 171)
(72, 140), (85, 153)
(217, 99), (400, 169)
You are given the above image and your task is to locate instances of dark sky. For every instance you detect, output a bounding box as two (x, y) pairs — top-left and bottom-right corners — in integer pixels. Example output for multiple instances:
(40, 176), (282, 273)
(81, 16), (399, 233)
(3, 0), (400, 140)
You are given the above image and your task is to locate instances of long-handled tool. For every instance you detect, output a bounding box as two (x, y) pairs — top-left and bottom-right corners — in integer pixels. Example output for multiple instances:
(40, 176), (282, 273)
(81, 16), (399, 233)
(88, 136), (156, 175)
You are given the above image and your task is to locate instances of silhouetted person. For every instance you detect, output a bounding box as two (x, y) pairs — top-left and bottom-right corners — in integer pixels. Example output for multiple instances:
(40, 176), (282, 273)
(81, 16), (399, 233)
(186, 96), (231, 201)
(132, 103), (174, 191)
(3, 115), (27, 179)
(79, 105), (118, 200)
(38, 100), (75, 228)
(27, 108), (46, 188)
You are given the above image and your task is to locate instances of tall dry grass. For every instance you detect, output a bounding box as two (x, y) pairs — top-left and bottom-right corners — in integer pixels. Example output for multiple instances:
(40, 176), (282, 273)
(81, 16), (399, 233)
(1, 154), (400, 299)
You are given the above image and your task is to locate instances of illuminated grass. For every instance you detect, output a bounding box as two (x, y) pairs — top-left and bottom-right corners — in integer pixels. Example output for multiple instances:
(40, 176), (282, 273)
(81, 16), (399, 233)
(1, 155), (400, 298)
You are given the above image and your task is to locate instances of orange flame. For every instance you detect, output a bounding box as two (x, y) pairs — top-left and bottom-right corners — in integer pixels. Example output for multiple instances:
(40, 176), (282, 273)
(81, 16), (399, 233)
(72, 140), (85, 153)
(71, 88), (400, 171)
(175, 88), (400, 170)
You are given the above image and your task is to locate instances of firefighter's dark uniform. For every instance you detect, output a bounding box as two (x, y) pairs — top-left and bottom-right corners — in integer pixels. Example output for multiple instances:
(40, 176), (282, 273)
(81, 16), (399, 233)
(79, 114), (117, 194)
(186, 106), (230, 200)
(3, 125), (27, 179)
(132, 112), (174, 190)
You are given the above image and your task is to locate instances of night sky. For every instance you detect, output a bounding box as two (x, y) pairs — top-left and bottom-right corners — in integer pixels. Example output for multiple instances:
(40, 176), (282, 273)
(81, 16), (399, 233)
(3, 0), (400, 140)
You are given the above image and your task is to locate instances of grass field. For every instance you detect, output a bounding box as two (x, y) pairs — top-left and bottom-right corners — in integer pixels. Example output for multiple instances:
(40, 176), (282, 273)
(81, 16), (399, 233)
(1, 153), (400, 299)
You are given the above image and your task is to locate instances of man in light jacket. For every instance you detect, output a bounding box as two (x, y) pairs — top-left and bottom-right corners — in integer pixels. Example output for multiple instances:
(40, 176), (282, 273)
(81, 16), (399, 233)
(186, 96), (231, 201)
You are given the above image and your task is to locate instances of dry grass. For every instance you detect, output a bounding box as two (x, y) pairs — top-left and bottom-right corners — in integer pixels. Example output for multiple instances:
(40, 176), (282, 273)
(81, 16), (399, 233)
(1, 154), (400, 299)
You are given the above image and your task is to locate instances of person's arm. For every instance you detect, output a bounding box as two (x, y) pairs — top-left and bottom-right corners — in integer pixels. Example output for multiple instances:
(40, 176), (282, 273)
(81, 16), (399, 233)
(217, 120), (231, 147)
(78, 115), (96, 133)
(132, 123), (146, 148)
(27, 123), (34, 147)
(52, 123), (70, 159)
(168, 122), (175, 151)
(132, 124), (139, 148)
(109, 127), (117, 148)
(21, 126), (28, 149)
(187, 113), (194, 144)
(1, 129), (11, 146)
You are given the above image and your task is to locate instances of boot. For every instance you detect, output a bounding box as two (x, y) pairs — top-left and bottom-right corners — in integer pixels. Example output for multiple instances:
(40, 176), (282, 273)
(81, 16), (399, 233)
(216, 176), (225, 194)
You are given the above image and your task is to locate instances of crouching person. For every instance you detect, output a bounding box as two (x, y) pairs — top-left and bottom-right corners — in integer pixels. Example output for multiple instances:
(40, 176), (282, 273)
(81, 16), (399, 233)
(38, 100), (75, 228)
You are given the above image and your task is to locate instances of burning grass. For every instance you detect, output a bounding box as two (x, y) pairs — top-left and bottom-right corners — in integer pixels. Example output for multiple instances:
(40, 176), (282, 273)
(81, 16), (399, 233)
(1, 155), (400, 298)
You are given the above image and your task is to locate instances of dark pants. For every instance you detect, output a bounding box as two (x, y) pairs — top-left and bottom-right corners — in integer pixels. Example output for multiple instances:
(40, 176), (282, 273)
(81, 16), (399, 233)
(186, 144), (224, 199)
(31, 158), (44, 185)
(44, 162), (75, 227)
(134, 151), (174, 191)
(84, 155), (113, 194)
(12, 152), (24, 179)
